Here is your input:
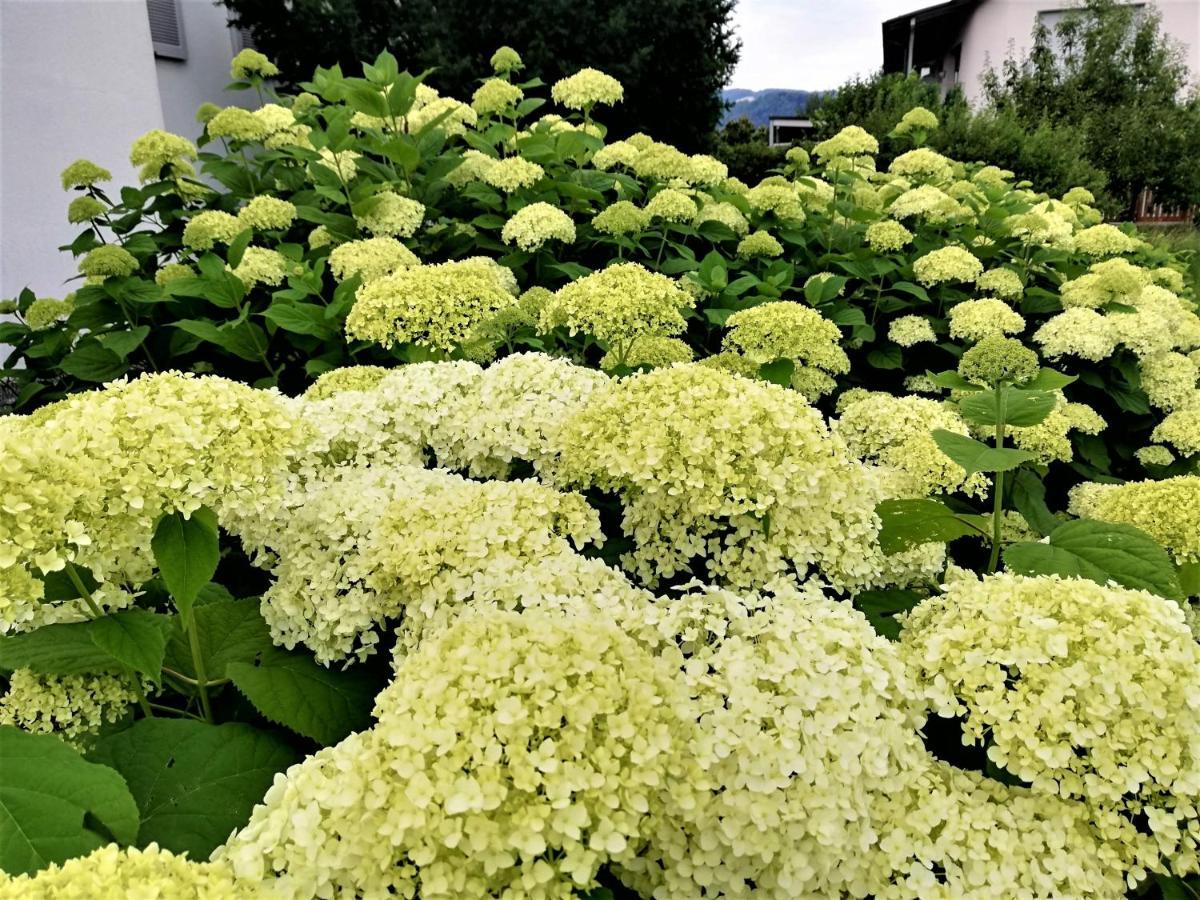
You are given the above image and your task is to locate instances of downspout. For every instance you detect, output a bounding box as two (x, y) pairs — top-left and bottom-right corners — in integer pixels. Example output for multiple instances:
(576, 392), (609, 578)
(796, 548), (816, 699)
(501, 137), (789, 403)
(905, 16), (917, 75)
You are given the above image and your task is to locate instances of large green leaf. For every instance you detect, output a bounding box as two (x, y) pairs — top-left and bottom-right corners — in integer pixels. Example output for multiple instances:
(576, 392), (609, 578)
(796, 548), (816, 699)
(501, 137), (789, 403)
(1004, 519), (1183, 601)
(957, 388), (1057, 429)
(0, 727), (139, 875)
(0, 610), (173, 682)
(854, 589), (924, 640)
(876, 498), (990, 554)
(1010, 468), (1059, 538)
(228, 651), (381, 745)
(57, 340), (127, 382)
(151, 509), (219, 618)
(88, 719), (299, 861)
(162, 598), (275, 681)
(932, 430), (1035, 477)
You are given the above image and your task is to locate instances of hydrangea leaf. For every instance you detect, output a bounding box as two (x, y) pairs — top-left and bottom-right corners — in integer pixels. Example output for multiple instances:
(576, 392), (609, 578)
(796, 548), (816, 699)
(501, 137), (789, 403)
(0, 610), (173, 683)
(227, 649), (383, 745)
(758, 358), (794, 387)
(151, 508), (220, 618)
(1004, 519), (1184, 601)
(0, 726), (140, 876)
(854, 589), (924, 640)
(1011, 468), (1059, 538)
(876, 498), (990, 554)
(87, 719), (299, 861)
(957, 388), (1057, 429)
(56, 340), (127, 382)
(162, 597), (273, 681)
(932, 429), (1035, 476)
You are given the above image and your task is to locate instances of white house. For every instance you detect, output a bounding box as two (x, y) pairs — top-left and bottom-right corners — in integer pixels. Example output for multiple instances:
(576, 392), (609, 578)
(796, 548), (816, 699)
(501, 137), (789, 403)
(0, 0), (256, 300)
(881, 0), (1200, 101)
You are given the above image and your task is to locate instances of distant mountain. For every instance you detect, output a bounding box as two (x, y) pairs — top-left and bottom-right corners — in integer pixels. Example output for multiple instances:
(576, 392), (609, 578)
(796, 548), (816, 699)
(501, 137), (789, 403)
(719, 89), (821, 128)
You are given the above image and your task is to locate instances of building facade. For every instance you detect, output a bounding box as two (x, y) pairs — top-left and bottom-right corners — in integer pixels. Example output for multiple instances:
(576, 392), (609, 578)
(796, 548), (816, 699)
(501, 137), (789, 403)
(1, 0), (254, 300)
(882, 0), (1200, 101)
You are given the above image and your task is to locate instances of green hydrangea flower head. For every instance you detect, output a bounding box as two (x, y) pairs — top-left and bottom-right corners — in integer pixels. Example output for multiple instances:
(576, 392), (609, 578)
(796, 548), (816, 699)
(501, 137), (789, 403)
(129, 129), (196, 182)
(551, 67), (624, 110)
(957, 335), (1040, 386)
(471, 78), (523, 116)
(490, 46), (523, 74)
(24, 297), (74, 331)
(66, 196), (106, 224)
(230, 48), (279, 80)
(736, 230), (784, 259)
(60, 159), (111, 191)
(78, 245), (138, 279)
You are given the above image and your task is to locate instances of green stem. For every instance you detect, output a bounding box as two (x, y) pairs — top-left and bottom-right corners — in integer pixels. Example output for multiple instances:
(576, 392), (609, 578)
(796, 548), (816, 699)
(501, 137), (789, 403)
(986, 387), (1007, 574)
(182, 609), (214, 723)
(148, 702), (206, 721)
(64, 561), (154, 718)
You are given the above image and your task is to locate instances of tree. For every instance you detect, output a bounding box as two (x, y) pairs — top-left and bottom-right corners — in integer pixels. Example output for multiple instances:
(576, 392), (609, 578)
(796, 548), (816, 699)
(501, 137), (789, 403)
(709, 118), (788, 183)
(221, 0), (739, 150)
(982, 0), (1200, 216)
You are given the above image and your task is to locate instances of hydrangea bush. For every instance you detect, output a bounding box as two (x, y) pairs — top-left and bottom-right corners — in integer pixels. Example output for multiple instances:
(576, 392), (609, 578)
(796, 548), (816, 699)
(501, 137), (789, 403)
(1, 48), (1199, 899)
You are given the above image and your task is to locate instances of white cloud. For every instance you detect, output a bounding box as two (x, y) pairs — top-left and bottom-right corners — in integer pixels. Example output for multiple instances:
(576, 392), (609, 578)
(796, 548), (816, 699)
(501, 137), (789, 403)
(730, 0), (920, 90)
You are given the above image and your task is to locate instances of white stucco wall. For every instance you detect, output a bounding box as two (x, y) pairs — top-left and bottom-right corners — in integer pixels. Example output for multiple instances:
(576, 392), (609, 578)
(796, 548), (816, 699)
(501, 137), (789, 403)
(0, 0), (165, 299)
(0, 0), (245, 301)
(156, 0), (251, 140)
(957, 0), (1200, 101)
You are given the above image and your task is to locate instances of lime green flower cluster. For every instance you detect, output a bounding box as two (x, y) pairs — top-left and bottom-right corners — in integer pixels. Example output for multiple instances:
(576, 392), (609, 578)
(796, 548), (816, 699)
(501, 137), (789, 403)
(947, 297), (1026, 342)
(888, 314), (936, 347)
(643, 187), (697, 223)
(1072, 475), (1200, 565)
(230, 246), (291, 287)
(303, 364), (391, 400)
(182, 210), (242, 250)
(355, 191), (425, 237)
(591, 199), (648, 236)
(489, 46), (522, 74)
(549, 364), (942, 590)
(835, 392), (989, 497)
(550, 67), (624, 110)
(471, 77), (523, 116)
(78, 245), (137, 279)
(221, 609), (689, 896)
(0, 373), (306, 633)
(328, 236), (419, 283)
(599, 335), (693, 371)
(230, 48), (279, 79)
(958, 335), (1040, 385)
(723, 301), (849, 382)
(500, 201), (576, 251)
(66, 195), (106, 224)
(735, 230), (783, 259)
(24, 296), (74, 331)
(128, 129), (196, 182)
(0, 670), (139, 749)
(901, 573), (1200, 876)
(976, 266), (1025, 300)
(912, 245), (983, 286)
(346, 257), (517, 351)
(813, 125), (879, 162)
(481, 156), (544, 193)
(59, 158), (111, 190)
(237, 195), (296, 231)
(1, 843), (264, 898)
(865, 219), (913, 252)
(538, 263), (693, 353)
(892, 105), (939, 136)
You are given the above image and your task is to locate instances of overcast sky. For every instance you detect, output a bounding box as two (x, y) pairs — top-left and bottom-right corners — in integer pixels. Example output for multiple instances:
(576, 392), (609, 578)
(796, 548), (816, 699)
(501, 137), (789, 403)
(729, 0), (922, 91)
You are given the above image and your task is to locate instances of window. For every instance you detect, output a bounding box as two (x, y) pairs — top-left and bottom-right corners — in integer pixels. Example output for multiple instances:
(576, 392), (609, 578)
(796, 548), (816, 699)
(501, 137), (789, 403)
(147, 0), (187, 60)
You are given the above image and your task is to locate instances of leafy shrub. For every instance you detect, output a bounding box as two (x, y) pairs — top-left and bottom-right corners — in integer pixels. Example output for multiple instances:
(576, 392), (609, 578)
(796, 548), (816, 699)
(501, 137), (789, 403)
(2, 47), (1200, 898)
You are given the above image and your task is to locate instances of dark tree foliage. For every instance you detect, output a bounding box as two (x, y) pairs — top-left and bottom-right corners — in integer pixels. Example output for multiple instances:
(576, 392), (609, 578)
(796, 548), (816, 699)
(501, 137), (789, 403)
(981, 0), (1200, 217)
(709, 118), (788, 184)
(221, 0), (740, 150)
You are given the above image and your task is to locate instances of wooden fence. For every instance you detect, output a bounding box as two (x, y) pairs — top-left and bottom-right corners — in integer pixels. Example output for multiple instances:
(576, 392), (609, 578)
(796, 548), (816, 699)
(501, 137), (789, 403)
(1134, 187), (1198, 225)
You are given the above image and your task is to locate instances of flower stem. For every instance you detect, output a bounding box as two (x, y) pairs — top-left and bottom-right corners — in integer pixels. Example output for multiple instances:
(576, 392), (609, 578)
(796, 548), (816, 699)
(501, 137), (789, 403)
(182, 608), (214, 723)
(986, 388), (1007, 574)
(64, 561), (154, 718)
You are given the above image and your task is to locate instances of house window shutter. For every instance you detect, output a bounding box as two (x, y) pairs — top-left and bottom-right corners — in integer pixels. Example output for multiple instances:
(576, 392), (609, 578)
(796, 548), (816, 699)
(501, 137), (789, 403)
(232, 23), (259, 53)
(147, 0), (187, 60)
